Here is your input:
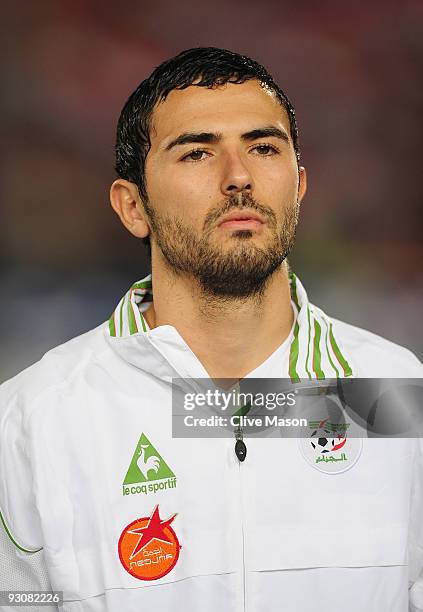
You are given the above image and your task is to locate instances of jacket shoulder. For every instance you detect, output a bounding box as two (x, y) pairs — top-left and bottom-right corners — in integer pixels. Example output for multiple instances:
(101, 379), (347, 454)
(330, 316), (423, 377)
(0, 322), (110, 405)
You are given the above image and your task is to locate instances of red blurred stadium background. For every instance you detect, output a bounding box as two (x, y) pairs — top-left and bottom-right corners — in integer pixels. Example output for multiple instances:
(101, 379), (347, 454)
(1, 0), (422, 381)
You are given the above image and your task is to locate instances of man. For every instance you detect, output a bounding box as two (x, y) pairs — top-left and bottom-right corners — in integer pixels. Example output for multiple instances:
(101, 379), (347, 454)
(1, 47), (422, 612)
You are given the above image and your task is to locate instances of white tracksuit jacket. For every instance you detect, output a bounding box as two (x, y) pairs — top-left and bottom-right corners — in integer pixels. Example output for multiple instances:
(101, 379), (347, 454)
(1, 273), (423, 612)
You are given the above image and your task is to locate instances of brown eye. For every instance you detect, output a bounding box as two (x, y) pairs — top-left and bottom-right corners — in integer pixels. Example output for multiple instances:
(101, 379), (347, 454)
(182, 149), (208, 162)
(189, 150), (205, 160)
(254, 144), (278, 155)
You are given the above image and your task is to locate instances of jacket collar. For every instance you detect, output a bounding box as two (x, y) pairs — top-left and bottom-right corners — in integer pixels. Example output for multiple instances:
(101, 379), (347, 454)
(106, 272), (353, 382)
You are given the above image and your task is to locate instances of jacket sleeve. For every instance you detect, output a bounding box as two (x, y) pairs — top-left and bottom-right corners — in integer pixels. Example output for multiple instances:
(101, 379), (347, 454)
(0, 515), (54, 610)
(0, 382), (44, 555)
(409, 438), (423, 611)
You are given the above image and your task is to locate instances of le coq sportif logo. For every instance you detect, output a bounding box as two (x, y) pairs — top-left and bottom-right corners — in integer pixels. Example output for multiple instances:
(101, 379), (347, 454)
(123, 433), (177, 496)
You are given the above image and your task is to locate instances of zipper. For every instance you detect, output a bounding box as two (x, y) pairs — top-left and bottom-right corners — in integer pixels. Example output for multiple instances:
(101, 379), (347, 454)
(232, 385), (247, 612)
(235, 423), (247, 612)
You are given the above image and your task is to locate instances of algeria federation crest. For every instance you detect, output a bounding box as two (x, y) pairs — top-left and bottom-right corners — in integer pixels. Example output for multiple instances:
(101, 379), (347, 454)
(299, 418), (362, 474)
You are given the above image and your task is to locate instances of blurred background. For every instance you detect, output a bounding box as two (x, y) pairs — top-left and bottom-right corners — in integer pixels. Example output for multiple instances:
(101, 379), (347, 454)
(1, 0), (422, 382)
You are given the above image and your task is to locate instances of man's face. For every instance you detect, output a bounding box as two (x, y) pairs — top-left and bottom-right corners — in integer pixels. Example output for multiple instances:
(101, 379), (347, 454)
(142, 79), (306, 298)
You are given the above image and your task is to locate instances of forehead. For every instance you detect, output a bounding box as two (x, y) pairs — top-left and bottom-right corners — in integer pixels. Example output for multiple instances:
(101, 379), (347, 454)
(150, 79), (291, 146)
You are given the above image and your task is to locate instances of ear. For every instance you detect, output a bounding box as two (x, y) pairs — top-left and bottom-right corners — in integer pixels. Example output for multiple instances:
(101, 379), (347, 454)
(297, 166), (307, 203)
(109, 179), (150, 239)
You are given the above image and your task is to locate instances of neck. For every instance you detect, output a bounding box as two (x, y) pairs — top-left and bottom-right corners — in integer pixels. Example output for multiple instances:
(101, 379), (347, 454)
(143, 259), (294, 380)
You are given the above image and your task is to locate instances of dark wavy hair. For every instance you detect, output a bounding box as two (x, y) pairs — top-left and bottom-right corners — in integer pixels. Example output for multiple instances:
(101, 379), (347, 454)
(114, 47), (300, 254)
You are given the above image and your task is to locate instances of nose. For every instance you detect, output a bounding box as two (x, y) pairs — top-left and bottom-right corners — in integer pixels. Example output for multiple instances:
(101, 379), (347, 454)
(220, 152), (253, 196)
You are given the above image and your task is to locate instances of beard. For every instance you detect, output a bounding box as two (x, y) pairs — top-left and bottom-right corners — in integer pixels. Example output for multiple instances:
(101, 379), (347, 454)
(142, 192), (299, 299)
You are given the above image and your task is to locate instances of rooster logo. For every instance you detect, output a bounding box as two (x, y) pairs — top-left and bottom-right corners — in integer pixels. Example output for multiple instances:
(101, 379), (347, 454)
(123, 432), (176, 489)
(137, 444), (161, 480)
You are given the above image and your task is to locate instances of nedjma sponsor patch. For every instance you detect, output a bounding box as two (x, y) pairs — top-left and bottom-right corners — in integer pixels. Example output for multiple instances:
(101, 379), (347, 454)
(123, 433), (177, 496)
(118, 505), (181, 580)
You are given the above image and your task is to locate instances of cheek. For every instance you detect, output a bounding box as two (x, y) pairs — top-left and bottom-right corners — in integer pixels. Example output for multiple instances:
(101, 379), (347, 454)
(274, 156), (298, 184)
(147, 164), (216, 220)
(264, 164), (299, 204)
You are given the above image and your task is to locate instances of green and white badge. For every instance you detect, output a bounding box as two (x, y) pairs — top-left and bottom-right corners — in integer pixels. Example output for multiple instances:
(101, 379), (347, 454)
(299, 417), (363, 474)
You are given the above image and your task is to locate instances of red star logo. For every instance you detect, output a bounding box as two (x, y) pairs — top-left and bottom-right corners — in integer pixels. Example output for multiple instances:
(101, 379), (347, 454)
(128, 505), (177, 560)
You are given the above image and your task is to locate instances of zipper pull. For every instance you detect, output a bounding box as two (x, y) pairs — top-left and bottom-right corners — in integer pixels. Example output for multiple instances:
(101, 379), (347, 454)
(235, 427), (247, 462)
(232, 383), (247, 461)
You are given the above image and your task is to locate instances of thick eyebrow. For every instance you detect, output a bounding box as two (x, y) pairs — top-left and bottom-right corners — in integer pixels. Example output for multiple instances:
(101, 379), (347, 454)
(165, 132), (222, 151)
(241, 126), (289, 143)
(164, 125), (289, 152)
